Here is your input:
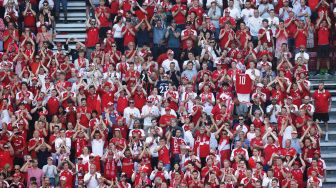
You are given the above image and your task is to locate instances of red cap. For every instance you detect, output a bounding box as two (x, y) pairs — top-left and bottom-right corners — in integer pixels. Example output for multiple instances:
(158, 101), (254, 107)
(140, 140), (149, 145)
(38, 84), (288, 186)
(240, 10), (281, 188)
(165, 106), (171, 111)
(116, 116), (124, 122)
(107, 101), (114, 106)
(65, 81), (72, 88)
(32, 77), (38, 81)
(56, 42), (62, 47)
(78, 85), (85, 91)
(13, 173), (21, 178)
(37, 97), (44, 102)
(104, 82), (111, 88)
(294, 161), (300, 165)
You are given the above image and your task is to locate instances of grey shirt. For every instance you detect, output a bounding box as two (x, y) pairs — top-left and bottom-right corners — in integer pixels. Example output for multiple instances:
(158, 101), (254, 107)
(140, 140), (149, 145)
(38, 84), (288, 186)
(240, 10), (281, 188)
(42, 164), (58, 178)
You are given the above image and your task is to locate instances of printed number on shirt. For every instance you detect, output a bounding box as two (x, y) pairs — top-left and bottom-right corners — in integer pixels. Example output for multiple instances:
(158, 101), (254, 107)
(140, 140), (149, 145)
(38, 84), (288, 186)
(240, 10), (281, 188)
(239, 75), (246, 85)
(160, 85), (169, 94)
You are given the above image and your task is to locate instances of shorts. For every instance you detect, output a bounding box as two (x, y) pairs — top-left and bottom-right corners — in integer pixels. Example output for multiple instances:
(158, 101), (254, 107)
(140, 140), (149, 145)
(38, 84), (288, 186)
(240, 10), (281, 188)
(237, 93), (251, 104)
(318, 45), (330, 58)
(313, 113), (329, 122)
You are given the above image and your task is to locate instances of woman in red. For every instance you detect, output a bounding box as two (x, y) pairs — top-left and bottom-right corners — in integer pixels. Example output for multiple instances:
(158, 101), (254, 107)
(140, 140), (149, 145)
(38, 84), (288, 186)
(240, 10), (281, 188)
(102, 144), (118, 181)
(315, 13), (331, 74)
(293, 21), (307, 51)
(219, 23), (234, 50)
(122, 20), (136, 49)
(114, 84), (131, 115)
(215, 123), (233, 163)
(22, 2), (37, 32)
(235, 22), (251, 49)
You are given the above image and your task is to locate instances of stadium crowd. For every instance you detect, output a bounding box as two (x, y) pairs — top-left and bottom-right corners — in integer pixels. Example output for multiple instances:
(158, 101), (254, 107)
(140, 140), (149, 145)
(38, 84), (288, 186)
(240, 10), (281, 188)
(0, 0), (335, 187)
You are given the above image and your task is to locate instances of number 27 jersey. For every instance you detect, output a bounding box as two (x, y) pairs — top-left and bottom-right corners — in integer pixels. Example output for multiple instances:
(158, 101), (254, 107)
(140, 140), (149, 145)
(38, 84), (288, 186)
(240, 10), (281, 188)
(235, 74), (252, 94)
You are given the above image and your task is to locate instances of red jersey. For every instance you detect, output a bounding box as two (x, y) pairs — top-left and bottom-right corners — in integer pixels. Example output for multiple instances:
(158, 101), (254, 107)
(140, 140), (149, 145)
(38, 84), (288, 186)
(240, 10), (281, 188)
(60, 169), (74, 187)
(95, 6), (110, 27)
(317, 26), (330, 45)
(47, 96), (60, 116)
(264, 144), (278, 163)
(312, 90), (331, 113)
(235, 74), (252, 94)
(158, 145), (170, 164)
(171, 4), (187, 24)
(170, 137), (186, 154)
(86, 27), (100, 47)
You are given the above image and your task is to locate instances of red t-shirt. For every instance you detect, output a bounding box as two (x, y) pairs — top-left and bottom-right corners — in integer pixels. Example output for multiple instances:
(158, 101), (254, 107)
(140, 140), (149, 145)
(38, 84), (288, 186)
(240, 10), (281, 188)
(317, 26), (330, 45)
(23, 11), (36, 27)
(312, 90), (331, 113)
(295, 29), (307, 48)
(264, 144), (278, 163)
(47, 96), (60, 116)
(60, 169), (74, 187)
(86, 27), (100, 47)
(235, 74), (252, 94)
(158, 146), (170, 164)
(109, 0), (119, 14)
(188, 6), (204, 18)
(95, 7), (110, 27)
(171, 4), (187, 24)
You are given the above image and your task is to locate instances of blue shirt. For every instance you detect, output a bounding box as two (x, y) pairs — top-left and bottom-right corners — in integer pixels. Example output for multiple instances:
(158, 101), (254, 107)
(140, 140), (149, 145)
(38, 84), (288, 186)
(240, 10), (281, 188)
(153, 26), (166, 45)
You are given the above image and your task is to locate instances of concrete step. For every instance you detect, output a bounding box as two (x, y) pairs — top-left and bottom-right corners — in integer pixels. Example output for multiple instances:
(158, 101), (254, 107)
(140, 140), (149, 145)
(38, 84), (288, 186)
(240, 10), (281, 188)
(326, 177), (336, 183)
(321, 131), (336, 140)
(61, 6), (86, 10)
(53, 38), (85, 43)
(60, 12), (86, 18)
(55, 27), (86, 32)
(323, 183), (336, 188)
(56, 23), (86, 28)
(66, 1), (86, 7)
(55, 33), (86, 40)
(59, 17), (86, 21)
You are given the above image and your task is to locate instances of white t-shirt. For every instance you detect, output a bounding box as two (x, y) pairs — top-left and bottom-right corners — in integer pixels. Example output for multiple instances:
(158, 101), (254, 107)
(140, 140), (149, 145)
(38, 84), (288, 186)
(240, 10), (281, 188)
(113, 24), (124, 38)
(282, 126), (293, 148)
(55, 137), (71, 150)
(84, 172), (101, 188)
(245, 68), (261, 81)
(162, 59), (179, 73)
(141, 105), (160, 127)
(123, 107), (141, 129)
(91, 139), (104, 157)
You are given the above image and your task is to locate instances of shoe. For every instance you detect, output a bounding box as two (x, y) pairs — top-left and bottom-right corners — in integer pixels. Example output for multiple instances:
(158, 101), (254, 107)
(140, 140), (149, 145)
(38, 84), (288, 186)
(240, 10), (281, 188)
(328, 71), (334, 75)
(325, 132), (329, 142)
